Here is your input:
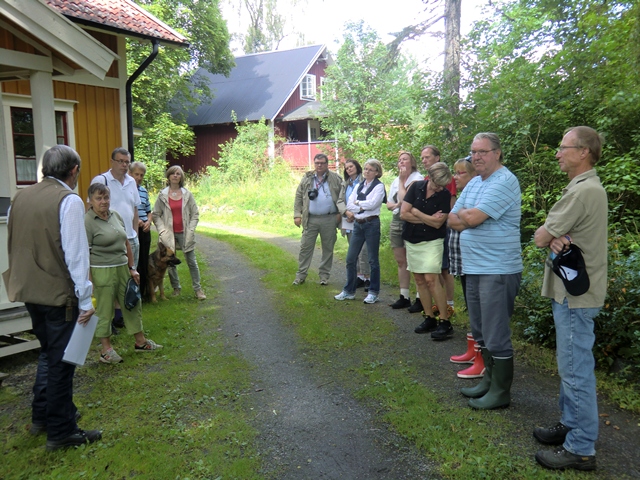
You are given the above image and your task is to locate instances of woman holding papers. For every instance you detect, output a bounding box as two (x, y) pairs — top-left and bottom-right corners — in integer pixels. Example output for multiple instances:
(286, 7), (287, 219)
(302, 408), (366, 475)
(85, 183), (162, 364)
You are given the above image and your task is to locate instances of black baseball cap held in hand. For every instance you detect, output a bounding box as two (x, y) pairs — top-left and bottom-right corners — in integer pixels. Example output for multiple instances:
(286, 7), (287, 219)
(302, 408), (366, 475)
(552, 243), (590, 296)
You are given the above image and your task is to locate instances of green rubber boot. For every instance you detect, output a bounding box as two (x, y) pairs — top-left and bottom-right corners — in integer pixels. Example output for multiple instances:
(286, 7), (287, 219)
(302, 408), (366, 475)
(460, 347), (492, 398)
(468, 356), (513, 409)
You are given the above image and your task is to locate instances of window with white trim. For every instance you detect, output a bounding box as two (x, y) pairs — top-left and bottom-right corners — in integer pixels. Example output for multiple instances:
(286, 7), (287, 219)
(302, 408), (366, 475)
(300, 74), (316, 100)
(10, 108), (68, 185)
(2, 94), (76, 187)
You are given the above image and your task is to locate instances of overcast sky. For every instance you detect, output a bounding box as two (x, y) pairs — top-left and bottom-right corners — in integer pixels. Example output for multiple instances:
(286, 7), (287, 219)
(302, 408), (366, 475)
(221, 0), (486, 70)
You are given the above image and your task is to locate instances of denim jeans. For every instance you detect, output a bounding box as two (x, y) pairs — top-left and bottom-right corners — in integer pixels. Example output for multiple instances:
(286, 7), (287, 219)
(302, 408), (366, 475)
(26, 303), (79, 440)
(343, 218), (380, 295)
(169, 232), (201, 291)
(552, 299), (601, 456)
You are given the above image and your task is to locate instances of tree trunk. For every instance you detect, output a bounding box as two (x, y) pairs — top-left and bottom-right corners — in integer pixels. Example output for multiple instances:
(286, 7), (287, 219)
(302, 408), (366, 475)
(443, 0), (461, 115)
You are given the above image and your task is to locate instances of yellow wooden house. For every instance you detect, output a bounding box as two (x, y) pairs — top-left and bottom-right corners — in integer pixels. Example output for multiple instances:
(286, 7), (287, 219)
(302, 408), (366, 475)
(0, 0), (188, 360)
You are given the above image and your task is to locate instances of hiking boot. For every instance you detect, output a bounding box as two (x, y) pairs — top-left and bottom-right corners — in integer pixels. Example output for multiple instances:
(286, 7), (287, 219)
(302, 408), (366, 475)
(389, 295), (411, 309)
(414, 316), (437, 334)
(135, 339), (163, 351)
(446, 305), (455, 317)
(195, 289), (206, 300)
(534, 422), (570, 445)
(46, 429), (102, 451)
(431, 320), (454, 341)
(363, 293), (379, 304)
(407, 297), (423, 313)
(172, 288), (181, 297)
(334, 291), (355, 301)
(320, 279), (329, 286)
(99, 348), (123, 364)
(292, 278), (305, 285)
(30, 412), (81, 435)
(535, 447), (596, 471)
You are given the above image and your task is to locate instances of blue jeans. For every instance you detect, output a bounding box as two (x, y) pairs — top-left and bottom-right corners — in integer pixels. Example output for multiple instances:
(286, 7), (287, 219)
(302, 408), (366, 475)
(343, 218), (380, 295)
(552, 299), (601, 456)
(26, 303), (79, 441)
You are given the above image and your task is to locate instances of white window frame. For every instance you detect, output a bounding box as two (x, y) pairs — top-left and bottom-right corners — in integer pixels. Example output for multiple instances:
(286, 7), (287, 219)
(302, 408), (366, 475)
(300, 74), (316, 100)
(2, 93), (77, 189)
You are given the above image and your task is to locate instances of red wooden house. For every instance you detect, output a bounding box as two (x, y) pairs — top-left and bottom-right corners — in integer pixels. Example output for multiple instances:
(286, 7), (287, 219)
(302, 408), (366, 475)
(176, 44), (338, 172)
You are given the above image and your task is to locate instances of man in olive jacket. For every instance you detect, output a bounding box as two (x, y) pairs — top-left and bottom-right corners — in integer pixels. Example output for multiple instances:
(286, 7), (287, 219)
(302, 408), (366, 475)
(293, 153), (342, 285)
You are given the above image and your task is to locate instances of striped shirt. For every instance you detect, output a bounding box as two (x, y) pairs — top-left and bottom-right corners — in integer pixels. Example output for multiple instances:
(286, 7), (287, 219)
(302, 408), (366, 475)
(451, 166), (522, 275)
(137, 185), (151, 222)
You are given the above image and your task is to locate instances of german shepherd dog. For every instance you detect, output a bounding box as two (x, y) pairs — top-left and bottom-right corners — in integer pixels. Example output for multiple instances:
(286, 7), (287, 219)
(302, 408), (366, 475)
(148, 242), (182, 303)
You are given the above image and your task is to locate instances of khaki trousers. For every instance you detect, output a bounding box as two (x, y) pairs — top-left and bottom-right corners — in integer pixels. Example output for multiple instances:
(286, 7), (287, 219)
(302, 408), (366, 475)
(296, 214), (338, 282)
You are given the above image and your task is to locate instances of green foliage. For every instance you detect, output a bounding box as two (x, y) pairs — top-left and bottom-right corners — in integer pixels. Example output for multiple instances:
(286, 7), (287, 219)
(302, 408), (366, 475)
(208, 116), (286, 183)
(134, 112), (195, 191)
(320, 22), (426, 171)
(128, 1), (234, 181)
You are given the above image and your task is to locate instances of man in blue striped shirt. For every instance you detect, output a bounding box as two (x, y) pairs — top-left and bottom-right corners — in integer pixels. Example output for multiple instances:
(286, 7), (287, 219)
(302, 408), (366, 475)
(130, 162), (152, 300)
(449, 132), (522, 410)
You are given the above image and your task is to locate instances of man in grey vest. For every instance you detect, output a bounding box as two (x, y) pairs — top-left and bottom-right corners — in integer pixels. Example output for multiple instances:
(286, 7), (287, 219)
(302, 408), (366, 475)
(3, 145), (102, 450)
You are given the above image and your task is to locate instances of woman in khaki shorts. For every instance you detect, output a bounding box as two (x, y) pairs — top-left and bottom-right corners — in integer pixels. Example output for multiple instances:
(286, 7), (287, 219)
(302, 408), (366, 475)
(386, 151), (424, 311)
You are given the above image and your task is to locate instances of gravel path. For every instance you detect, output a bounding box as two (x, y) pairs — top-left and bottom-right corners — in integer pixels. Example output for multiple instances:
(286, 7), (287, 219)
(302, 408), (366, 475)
(197, 233), (437, 479)
(199, 222), (640, 479)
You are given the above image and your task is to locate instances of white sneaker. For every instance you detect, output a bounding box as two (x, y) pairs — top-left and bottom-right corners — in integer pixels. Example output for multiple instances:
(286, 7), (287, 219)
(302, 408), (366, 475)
(334, 291), (355, 301)
(363, 294), (379, 304)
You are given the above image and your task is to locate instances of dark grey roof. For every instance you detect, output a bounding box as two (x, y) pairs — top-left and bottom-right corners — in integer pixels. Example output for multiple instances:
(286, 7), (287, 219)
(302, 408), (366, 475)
(281, 101), (326, 121)
(184, 44), (328, 126)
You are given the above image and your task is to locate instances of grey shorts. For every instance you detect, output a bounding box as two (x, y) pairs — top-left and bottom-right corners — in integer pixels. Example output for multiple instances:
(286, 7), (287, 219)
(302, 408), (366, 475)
(389, 216), (405, 249)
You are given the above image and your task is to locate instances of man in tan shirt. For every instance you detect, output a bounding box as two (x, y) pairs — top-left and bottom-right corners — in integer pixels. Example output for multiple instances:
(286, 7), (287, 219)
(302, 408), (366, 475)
(533, 126), (608, 471)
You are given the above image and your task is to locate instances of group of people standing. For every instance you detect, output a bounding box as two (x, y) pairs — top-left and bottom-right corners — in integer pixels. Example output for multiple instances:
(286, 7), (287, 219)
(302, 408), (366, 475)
(292, 127), (607, 472)
(3, 145), (204, 450)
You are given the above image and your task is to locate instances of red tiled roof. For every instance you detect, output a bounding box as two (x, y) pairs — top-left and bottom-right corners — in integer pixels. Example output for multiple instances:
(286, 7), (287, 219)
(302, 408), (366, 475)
(46, 0), (188, 46)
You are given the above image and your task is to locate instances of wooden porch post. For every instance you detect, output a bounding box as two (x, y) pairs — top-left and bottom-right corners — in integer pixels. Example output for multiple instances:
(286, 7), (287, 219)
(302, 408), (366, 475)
(30, 71), (56, 183)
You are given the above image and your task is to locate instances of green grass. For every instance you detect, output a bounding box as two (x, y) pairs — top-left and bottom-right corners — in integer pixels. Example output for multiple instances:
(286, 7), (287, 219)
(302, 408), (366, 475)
(191, 170), (639, 416)
(0, 246), (262, 480)
(201, 228), (589, 480)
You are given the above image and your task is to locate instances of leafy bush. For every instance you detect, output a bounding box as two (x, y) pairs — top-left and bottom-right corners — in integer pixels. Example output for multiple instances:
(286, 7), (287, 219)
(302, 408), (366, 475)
(212, 115), (285, 183)
(134, 112), (195, 191)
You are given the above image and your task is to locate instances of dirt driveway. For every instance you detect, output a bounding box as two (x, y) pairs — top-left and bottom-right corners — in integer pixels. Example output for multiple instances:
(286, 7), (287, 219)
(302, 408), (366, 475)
(198, 223), (640, 479)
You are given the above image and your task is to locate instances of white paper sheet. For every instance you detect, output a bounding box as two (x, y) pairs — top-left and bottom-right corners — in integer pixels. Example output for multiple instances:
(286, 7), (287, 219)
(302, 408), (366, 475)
(63, 314), (99, 366)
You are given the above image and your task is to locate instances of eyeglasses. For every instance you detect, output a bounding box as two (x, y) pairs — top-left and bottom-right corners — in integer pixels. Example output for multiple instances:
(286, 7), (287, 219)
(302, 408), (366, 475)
(112, 159), (130, 165)
(469, 149), (496, 157)
(556, 145), (582, 153)
(453, 171), (468, 176)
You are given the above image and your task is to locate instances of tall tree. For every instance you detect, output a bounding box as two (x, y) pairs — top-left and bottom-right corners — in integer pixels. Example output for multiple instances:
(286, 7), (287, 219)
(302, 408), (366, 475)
(321, 22), (426, 167)
(127, 0), (234, 182)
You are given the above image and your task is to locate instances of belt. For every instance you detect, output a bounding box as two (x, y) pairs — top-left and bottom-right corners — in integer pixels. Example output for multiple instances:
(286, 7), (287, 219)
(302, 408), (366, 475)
(355, 215), (379, 224)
